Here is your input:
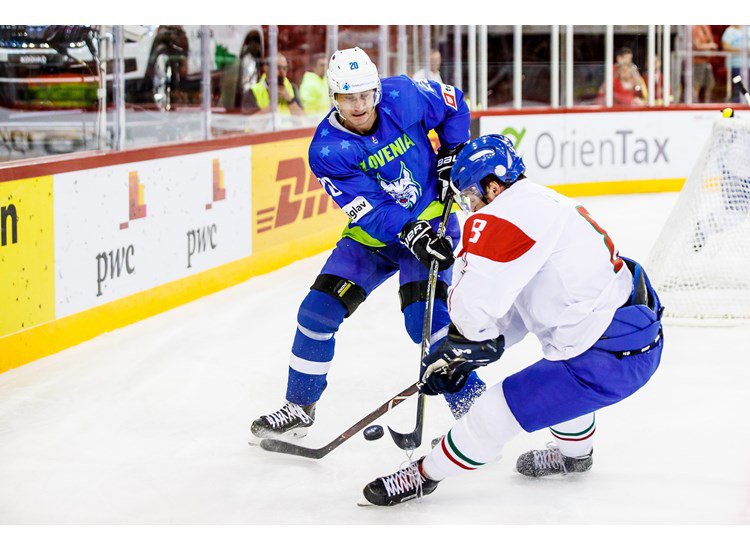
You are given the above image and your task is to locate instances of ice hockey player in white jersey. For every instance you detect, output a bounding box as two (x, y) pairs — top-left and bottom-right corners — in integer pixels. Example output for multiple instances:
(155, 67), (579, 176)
(362, 134), (664, 506)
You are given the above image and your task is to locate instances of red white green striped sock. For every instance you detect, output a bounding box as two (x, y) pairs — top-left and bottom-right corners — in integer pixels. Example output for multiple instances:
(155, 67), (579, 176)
(550, 413), (595, 458)
(422, 383), (523, 481)
(441, 429), (486, 470)
(423, 429), (486, 480)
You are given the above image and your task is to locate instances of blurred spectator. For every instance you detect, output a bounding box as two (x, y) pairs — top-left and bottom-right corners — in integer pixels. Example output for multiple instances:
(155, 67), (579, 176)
(298, 54), (331, 116)
(614, 62), (646, 105)
(412, 49), (443, 83)
(642, 56), (665, 105)
(242, 54), (304, 115)
(691, 25), (718, 102)
(597, 48), (647, 105)
(721, 25), (750, 102)
(615, 47), (641, 71)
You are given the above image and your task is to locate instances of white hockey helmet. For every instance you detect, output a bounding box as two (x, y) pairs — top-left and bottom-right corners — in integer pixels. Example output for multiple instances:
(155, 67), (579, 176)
(327, 47), (382, 114)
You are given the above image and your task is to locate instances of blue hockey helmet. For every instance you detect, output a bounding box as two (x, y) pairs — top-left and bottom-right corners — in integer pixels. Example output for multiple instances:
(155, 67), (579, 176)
(450, 134), (526, 212)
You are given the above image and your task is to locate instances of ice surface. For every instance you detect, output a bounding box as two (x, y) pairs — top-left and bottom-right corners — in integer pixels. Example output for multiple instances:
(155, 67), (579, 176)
(1, 192), (749, 524)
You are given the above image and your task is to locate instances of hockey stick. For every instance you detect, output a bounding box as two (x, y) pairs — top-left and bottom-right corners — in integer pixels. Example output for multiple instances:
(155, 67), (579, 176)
(732, 75), (750, 108)
(258, 382), (422, 459)
(388, 195), (456, 450)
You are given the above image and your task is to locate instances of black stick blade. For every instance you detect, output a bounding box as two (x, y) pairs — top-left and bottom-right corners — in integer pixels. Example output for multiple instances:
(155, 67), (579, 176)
(387, 426), (421, 451)
(387, 389), (426, 450)
(259, 438), (325, 459)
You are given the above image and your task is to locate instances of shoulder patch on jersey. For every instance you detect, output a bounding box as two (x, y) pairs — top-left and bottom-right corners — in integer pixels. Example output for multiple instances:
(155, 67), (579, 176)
(440, 83), (458, 110)
(342, 196), (374, 222)
(460, 213), (536, 263)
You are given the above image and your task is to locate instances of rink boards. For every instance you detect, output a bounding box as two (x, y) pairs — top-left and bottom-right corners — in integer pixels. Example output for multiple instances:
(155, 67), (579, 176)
(0, 128), (345, 372)
(479, 106), (722, 195)
(0, 105), (737, 372)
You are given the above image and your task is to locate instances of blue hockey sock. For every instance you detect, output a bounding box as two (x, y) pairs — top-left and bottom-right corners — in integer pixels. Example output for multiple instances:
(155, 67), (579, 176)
(285, 326), (335, 406)
(286, 367), (327, 407)
(285, 290), (346, 406)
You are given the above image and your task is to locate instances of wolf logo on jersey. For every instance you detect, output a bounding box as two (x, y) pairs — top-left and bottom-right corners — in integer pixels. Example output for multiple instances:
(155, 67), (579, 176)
(377, 162), (422, 209)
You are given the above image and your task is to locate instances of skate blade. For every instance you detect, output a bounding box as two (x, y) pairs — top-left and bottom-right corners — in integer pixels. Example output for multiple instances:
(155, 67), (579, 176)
(356, 494), (421, 507)
(248, 427), (308, 447)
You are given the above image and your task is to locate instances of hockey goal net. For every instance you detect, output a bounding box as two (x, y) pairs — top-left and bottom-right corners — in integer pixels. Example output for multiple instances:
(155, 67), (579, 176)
(647, 117), (750, 321)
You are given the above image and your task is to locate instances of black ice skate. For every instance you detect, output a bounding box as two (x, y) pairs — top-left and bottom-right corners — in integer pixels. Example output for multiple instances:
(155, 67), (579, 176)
(516, 444), (593, 477)
(362, 458), (439, 506)
(251, 402), (315, 440)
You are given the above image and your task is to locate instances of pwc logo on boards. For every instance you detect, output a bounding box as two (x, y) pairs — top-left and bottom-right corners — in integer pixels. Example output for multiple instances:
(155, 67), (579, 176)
(119, 171), (148, 230)
(187, 158), (226, 268)
(97, 171), (146, 297)
(256, 158), (336, 234)
(205, 158), (227, 210)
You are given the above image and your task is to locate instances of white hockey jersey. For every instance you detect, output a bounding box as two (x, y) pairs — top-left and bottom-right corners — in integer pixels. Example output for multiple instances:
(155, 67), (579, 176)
(448, 179), (633, 360)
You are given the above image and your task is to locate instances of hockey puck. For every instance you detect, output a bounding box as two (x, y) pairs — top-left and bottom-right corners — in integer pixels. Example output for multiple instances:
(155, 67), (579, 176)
(363, 425), (384, 441)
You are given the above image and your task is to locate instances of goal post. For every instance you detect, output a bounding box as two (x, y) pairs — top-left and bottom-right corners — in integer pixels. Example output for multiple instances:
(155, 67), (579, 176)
(647, 117), (750, 321)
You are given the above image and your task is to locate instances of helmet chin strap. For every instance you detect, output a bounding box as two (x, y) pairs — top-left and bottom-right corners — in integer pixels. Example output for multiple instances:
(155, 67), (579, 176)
(332, 98), (347, 120)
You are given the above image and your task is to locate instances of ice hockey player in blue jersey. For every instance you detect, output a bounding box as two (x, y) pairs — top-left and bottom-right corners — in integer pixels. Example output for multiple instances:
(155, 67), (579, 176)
(251, 47), (486, 440)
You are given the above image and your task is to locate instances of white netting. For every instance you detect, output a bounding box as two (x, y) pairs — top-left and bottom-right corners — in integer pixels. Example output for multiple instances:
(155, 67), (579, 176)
(647, 117), (750, 321)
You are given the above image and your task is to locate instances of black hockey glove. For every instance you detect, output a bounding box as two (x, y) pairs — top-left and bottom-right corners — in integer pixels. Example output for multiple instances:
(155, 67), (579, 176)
(421, 324), (504, 396)
(400, 219), (454, 271)
(436, 143), (465, 203)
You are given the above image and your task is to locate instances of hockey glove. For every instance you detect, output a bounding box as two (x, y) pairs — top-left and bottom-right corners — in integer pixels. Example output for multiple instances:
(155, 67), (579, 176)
(400, 219), (454, 271)
(421, 324), (504, 396)
(436, 143), (465, 203)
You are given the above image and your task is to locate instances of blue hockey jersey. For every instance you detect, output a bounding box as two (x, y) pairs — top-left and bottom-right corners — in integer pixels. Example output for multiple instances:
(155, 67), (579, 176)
(308, 75), (470, 247)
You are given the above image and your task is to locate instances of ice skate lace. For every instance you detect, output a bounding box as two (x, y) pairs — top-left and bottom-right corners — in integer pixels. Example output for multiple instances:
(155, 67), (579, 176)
(381, 462), (424, 498)
(533, 444), (568, 475)
(264, 403), (312, 429)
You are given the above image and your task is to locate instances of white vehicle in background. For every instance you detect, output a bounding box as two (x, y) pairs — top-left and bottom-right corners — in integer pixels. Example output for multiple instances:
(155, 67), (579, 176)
(0, 25), (264, 111)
